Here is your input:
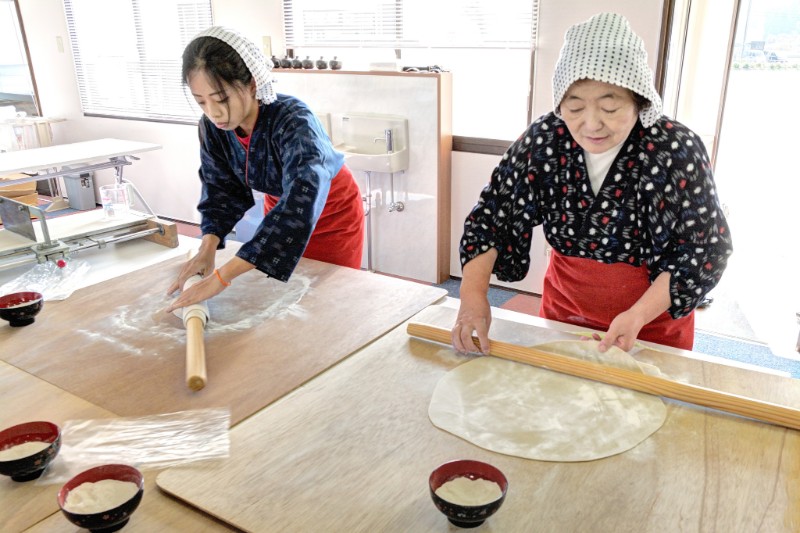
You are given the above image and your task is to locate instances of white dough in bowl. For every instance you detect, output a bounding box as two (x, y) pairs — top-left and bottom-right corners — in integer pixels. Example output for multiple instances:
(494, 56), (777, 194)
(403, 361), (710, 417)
(428, 340), (666, 462)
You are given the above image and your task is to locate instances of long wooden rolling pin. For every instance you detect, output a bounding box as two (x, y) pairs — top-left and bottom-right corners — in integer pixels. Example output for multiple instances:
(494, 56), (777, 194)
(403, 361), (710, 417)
(406, 322), (800, 431)
(182, 274), (208, 391)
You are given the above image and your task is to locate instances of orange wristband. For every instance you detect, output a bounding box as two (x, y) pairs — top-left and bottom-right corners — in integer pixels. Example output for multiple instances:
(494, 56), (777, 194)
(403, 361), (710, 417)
(214, 268), (231, 287)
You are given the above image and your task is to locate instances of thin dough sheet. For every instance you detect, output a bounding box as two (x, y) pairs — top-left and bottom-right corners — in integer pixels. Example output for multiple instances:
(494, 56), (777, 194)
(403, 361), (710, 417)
(428, 340), (666, 462)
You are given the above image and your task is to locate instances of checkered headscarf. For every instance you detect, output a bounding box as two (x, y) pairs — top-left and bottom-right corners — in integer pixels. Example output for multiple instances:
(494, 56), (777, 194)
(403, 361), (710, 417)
(552, 13), (662, 127)
(192, 26), (277, 105)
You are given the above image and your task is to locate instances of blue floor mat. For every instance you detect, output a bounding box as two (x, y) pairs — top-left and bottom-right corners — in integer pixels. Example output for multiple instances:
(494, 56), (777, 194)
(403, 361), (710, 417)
(693, 331), (800, 378)
(434, 278), (517, 307)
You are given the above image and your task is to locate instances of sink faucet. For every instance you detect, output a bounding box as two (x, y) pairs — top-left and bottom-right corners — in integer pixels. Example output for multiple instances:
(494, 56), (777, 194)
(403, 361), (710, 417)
(373, 129), (394, 153)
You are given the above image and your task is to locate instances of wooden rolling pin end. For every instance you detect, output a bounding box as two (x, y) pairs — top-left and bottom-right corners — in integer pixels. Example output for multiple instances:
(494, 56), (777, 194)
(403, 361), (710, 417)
(185, 315), (208, 392)
(188, 375), (206, 392)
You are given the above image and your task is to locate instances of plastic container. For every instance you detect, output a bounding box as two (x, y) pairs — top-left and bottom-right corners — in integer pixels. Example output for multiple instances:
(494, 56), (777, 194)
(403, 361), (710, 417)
(99, 183), (131, 219)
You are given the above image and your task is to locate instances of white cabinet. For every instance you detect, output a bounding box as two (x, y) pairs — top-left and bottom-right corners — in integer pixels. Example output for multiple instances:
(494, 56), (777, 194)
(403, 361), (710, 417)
(274, 70), (452, 283)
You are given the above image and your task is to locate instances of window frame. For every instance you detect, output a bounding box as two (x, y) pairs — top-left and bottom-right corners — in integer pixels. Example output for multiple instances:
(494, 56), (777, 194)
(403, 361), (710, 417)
(0, 0), (41, 117)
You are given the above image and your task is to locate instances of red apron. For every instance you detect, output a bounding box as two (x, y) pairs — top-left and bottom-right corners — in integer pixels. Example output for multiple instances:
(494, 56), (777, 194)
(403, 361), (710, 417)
(264, 164), (364, 269)
(540, 249), (694, 349)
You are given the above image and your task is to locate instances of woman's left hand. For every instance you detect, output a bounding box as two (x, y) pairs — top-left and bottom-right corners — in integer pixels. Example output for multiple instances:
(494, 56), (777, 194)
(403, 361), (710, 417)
(597, 309), (645, 352)
(165, 272), (227, 313)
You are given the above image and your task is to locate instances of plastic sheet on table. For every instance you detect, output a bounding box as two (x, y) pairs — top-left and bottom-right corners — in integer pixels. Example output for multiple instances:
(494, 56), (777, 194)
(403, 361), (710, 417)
(36, 408), (230, 485)
(0, 259), (90, 301)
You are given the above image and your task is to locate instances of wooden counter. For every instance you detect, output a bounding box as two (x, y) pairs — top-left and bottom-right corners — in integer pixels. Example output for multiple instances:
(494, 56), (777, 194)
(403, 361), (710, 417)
(1, 243), (445, 531)
(0, 361), (115, 531)
(157, 304), (800, 533)
(24, 470), (238, 533)
(0, 248), (446, 425)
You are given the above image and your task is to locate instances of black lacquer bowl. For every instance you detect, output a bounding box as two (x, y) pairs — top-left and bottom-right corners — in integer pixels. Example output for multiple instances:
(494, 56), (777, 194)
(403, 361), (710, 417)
(0, 291), (44, 327)
(0, 421), (61, 481)
(429, 459), (508, 528)
(58, 464), (144, 533)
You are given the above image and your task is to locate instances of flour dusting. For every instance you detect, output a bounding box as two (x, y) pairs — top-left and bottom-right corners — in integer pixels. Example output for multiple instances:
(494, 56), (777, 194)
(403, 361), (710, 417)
(206, 273), (312, 333)
(76, 273), (313, 356)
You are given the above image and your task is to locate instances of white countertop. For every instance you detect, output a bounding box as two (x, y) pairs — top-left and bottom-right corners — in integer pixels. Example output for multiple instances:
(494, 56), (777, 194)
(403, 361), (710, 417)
(0, 234), (199, 292)
(0, 138), (161, 175)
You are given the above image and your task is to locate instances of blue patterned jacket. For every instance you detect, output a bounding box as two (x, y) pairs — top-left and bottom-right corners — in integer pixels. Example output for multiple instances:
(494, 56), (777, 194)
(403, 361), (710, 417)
(196, 94), (344, 281)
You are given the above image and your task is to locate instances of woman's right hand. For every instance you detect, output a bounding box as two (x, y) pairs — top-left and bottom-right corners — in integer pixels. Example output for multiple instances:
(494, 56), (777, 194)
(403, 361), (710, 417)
(452, 289), (492, 354)
(451, 250), (498, 354)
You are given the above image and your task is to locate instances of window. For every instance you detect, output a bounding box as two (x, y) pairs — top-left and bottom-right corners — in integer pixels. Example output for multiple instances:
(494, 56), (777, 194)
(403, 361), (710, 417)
(63, 0), (212, 122)
(0, 0), (38, 116)
(283, 0), (539, 141)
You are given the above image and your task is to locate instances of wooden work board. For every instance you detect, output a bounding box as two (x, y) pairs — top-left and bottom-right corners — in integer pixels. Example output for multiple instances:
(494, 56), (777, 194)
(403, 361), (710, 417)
(157, 305), (800, 533)
(0, 248), (446, 426)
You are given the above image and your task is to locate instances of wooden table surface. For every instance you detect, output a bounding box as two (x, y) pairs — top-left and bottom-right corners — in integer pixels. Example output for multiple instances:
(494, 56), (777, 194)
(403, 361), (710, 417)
(24, 470), (239, 533)
(0, 361), (115, 532)
(1, 246), (445, 531)
(0, 248), (446, 425)
(157, 304), (800, 533)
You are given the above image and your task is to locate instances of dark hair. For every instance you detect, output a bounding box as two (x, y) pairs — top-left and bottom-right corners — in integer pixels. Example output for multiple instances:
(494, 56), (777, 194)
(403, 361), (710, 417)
(632, 92), (650, 114)
(181, 37), (252, 95)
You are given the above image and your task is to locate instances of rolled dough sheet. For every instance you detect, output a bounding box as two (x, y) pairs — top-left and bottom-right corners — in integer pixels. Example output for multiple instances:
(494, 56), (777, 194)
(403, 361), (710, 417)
(428, 340), (666, 462)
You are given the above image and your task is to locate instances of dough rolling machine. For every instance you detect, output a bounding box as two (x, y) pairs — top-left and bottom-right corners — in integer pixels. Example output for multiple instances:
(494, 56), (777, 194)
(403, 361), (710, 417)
(0, 138), (178, 272)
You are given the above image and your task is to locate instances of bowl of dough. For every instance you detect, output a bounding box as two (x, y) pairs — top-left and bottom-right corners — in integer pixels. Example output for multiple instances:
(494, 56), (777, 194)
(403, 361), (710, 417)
(429, 459), (508, 528)
(0, 421), (61, 482)
(0, 291), (44, 327)
(58, 464), (144, 533)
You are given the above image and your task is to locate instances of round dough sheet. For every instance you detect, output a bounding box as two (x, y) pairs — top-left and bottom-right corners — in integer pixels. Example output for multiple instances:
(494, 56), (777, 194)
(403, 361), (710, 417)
(429, 340), (666, 462)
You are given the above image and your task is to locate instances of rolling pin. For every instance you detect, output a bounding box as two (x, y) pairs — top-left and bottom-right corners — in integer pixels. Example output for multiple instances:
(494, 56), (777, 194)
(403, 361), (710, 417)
(182, 274), (209, 391)
(406, 322), (800, 431)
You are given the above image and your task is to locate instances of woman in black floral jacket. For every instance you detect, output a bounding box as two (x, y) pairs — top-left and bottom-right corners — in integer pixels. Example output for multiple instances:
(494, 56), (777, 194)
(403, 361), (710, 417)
(452, 13), (732, 353)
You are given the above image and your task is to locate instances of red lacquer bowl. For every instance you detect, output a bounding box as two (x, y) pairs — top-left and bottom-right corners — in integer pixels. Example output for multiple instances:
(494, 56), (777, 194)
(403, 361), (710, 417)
(429, 459), (509, 528)
(0, 291), (44, 327)
(0, 421), (61, 481)
(58, 464), (144, 533)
